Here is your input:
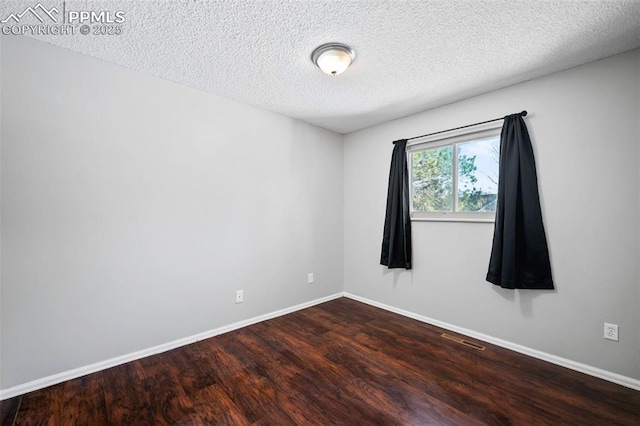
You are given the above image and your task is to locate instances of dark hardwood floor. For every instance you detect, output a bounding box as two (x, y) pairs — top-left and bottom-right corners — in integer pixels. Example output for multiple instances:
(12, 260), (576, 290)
(2, 297), (639, 425)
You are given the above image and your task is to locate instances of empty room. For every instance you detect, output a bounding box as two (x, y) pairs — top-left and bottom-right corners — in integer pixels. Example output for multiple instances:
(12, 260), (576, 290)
(1, 0), (639, 424)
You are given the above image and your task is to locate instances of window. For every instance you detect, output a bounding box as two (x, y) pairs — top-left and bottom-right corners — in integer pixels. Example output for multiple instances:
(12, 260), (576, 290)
(408, 123), (501, 222)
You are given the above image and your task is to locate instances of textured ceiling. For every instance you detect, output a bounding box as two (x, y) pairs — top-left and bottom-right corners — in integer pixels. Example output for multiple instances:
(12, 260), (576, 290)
(3, 0), (640, 133)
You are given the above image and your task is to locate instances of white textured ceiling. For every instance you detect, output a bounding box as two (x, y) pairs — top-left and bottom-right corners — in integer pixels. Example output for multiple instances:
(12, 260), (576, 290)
(3, 0), (640, 133)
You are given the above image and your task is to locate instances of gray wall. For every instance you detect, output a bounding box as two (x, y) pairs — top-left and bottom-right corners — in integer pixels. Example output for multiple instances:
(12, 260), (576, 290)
(0, 34), (3, 389)
(1, 36), (344, 389)
(344, 49), (640, 379)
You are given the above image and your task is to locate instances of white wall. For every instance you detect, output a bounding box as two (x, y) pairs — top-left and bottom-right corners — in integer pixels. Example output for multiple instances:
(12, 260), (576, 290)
(0, 36), (344, 389)
(344, 49), (640, 380)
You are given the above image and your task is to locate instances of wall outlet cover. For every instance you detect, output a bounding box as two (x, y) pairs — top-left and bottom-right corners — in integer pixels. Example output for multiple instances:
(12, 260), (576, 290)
(604, 323), (618, 341)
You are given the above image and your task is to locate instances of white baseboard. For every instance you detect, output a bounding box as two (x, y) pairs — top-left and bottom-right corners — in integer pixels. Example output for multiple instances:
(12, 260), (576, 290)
(0, 292), (344, 401)
(343, 292), (640, 391)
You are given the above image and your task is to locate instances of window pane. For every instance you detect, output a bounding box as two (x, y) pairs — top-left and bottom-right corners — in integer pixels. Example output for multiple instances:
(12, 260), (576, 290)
(411, 146), (453, 212)
(457, 136), (500, 212)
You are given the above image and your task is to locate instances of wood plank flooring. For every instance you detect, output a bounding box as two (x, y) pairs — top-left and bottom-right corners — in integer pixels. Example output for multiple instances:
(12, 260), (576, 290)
(1, 297), (639, 425)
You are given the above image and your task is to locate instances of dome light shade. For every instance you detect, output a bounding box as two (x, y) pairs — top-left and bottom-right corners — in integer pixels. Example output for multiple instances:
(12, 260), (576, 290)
(311, 43), (355, 76)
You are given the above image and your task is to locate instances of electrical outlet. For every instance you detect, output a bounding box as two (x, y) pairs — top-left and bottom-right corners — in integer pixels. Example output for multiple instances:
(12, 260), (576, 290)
(235, 290), (243, 304)
(308, 273), (314, 284)
(604, 323), (618, 341)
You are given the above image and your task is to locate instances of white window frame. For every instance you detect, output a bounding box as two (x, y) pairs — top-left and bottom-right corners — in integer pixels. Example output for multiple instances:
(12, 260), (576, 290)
(407, 121), (502, 223)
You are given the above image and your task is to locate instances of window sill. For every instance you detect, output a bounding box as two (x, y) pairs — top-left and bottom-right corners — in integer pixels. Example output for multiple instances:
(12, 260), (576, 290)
(411, 216), (495, 223)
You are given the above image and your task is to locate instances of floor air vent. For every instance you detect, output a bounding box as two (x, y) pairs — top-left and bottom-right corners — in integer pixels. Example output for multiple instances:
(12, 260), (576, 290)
(440, 333), (486, 351)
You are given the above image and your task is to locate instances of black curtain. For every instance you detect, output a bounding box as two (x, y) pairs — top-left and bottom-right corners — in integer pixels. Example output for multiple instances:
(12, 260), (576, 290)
(380, 139), (412, 269)
(487, 114), (553, 289)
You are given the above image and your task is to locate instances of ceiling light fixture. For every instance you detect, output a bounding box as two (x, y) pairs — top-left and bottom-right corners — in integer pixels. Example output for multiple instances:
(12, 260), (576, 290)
(311, 43), (355, 76)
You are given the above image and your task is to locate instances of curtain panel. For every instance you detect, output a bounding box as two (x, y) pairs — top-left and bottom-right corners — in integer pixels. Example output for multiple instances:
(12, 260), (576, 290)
(487, 114), (554, 289)
(380, 139), (412, 269)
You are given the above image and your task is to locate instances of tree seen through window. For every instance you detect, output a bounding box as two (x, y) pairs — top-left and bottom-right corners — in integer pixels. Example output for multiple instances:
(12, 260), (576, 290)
(411, 136), (499, 214)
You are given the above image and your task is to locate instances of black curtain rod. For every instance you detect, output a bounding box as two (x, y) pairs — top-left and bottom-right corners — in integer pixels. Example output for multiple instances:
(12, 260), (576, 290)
(393, 110), (528, 144)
